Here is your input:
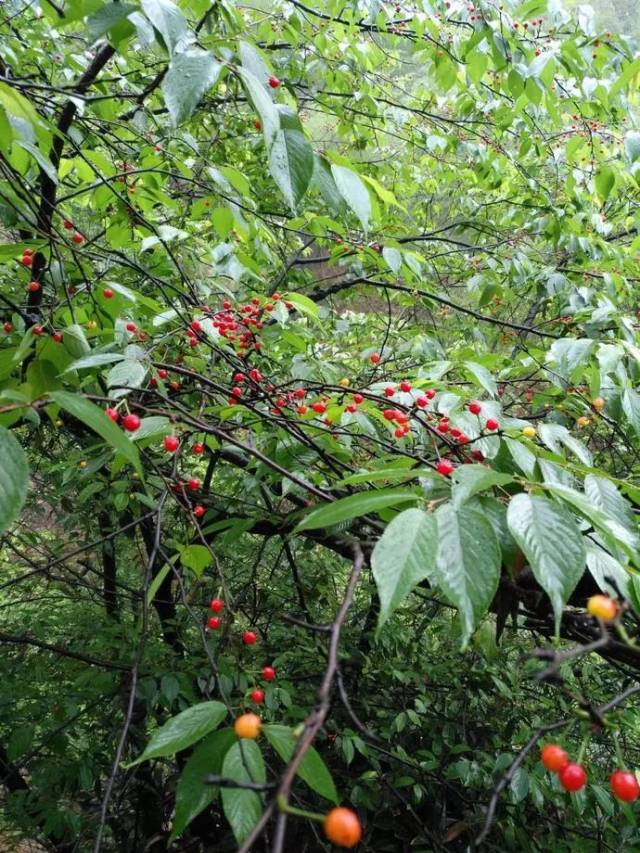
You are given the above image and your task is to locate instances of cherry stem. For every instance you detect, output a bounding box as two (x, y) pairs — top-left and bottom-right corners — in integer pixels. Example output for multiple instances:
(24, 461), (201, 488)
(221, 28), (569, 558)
(276, 794), (324, 823)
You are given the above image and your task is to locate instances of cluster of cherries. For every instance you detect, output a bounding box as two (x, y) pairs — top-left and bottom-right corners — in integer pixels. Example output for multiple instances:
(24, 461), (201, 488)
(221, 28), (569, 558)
(540, 744), (639, 801)
(206, 598), (274, 705)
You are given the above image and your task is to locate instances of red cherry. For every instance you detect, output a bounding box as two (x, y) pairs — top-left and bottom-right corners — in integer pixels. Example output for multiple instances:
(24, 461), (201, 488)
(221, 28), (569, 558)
(394, 427), (405, 438)
(559, 763), (587, 792)
(3, 323), (13, 333)
(297, 405), (308, 415)
(71, 232), (84, 245)
(425, 389), (436, 399)
(268, 75), (280, 88)
(187, 478), (200, 492)
(27, 281), (40, 293)
(395, 412), (409, 424)
(457, 434), (469, 445)
(249, 369), (262, 381)
(207, 616), (221, 630)
(353, 393), (364, 404)
(164, 435), (179, 452)
(231, 386), (242, 398)
(193, 442), (205, 454)
(33, 325), (44, 336)
(416, 397), (428, 408)
(250, 688), (265, 704)
(486, 418), (500, 431)
(243, 630), (257, 645)
(400, 381), (411, 392)
(222, 300), (232, 310)
(190, 320), (202, 333)
(122, 413), (141, 432)
(437, 420), (449, 434)
(22, 248), (34, 256)
(125, 322), (137, 333)
(384, 387), (395, 397)
(540, 744), (569, 773)
(254, 119), (262, 130)
(233, 372), (245, 383)
(210, 598), (224, 613)
(158, 369), (168, 379)
(450, 427), (462, 438)
(610, 770), (640, 802)
(294, 388), (306, 399)
(103, 288), (114, 299)
(193, 505), (205, 518)
(468, 401), (482, 415)
(471, 449), (485, 462)
(262, 665), (276, 681)
(63, 219), (73, 230)
(51, 332), (63, 343)
(383, 409), (396, 421)
(21, 254), (33, 267)
(311, 401), (326, 414)
(106, 407), (119, 422)
(370, 353), (381, 364)
(436, 459), (454, 476)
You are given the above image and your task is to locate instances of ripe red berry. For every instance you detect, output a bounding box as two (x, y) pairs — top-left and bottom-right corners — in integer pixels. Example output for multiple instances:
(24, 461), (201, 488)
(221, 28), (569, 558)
(122, 413), (141, 432)
(559, 763), (587, 792)
(222, 300), (232, 310)
(384, 387), (395, 397)
(610, 770), (640, 802)
(400, 381), (411, 392)
(187, 478), (200, 492)
(486, 418), (500, 431)
(3, 322), (12, 333)
(436, 459), (454, 476)
(103, 288), (114, 299)
(210, 598), (224, 613)
(207, 616), (221, 630)
(21, 254), (33, 267)
(394, 427), (405, 438)
(540, 744), (569, 773)
(106, 407), (119, 422)
(158, 369), (168, 379)
(125, 322), (137, 333)
(468, 401), (482, 415)
(33, 325), (44, 336)
(190, 320), (202, 333)
(243, 630), (257, 645)
(383, 409), (396, 421)
(193, 505), (205, 518)
(353, 393), (364, 404)
(437, 420), (449, 433)
(425, 389), (436, 399)
(63, 219), (73, 230)
(27, 281), (40, 293)
(416, 397), (427, 408)
(297, 405), (308, 415)
(312, 401), (326, 414)
(193, 442), (204, 454)
(254, 119), (262, 130)
(268, 75), (280, 88)
(262, 665), (276, 681)
(164, 435), (179, 452)
(370, 353), (381, 364)
(346, 404), (357, 413)
(71, 232), (84, 245)
(250, 688), (265, 704)
(51, 332), (63, 343)
(249, 369), (262, 381)
(293, 388), (306, 400)
(233, 372), (245, 383)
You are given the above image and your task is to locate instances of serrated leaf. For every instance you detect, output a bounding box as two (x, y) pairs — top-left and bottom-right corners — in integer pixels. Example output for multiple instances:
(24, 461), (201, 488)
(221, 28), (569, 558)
(0, 426), (29, 536)
(464, 361), (497, 397)
(295, 489), (420, 532)
(382, 246), (402, 273)
(595, 165), (615, 202)
(128, 701), (228, 765)
(163, 49), (221, 126)
(131, 416), (171, 441)
(180, 544), (213, 577)
(50, 391), (141, 473)
(140, 0), (193, 55)
(331, 165), (371, 233)
(434, 504), (501, 645)
(371, 508), (437, 632)
(507, 494), (585, 631)
(170, 728), (236, 842)
(221, 740), (265, 844)
(268, 110), (314, 210)
(87, 3), (137, 39)
(237, 67), (279, 146)
(62, 352), (125, 373)
(585, 475), (636, 534)
(622, 389), (640, 433)
(452, 465), (513, 507)
(62, 324), (91, 358)
(625, 131), (640, 164)
(585, 542), (629, 598)
(107, 359), (147, 393)
(263, 725), (338, 803)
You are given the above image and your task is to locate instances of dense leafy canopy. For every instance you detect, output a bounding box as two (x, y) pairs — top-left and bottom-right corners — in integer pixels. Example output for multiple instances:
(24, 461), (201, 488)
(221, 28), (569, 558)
(2, 0), (640, 849)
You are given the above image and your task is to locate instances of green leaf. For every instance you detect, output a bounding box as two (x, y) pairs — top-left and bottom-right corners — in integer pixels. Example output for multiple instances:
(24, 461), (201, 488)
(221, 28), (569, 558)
(625, 131), (640, 163)
(62, 352), (125, 373)
(331, 165), (371, 233)
(434, 504), (501, 645)
(180, 544), (213, 577)
(262, 725), (338, 803)
(595, 165), (615, 203)
(107, 359), (147, 393)
(507, 494), (585, 630)
(371, 508), (437, 632)
(237, 67), (279, 145)
(382, 247), (402, 274)
(451, 466), (513, 508)
(268, 109), (314, 210)
(584, 475), (636, 534)
(170, 728), (236, 842)
(62, 324), (91, 358)
(0, 426), (29, 536)
(87, 3), (137, 40)
(128, 701), (228, 765)
(221, 740), (265, 844)
(464, 361), (497, 397)
(163, 49), (222, 126)
(140, 0), (193, 55)
(131, 416), (171, 441)
(295, 489), (420, 532)
(50, 391), (141, 473)
(585, 542), (629, 598)
(622, 389), (640, 433)
(281, 291), (319, 319)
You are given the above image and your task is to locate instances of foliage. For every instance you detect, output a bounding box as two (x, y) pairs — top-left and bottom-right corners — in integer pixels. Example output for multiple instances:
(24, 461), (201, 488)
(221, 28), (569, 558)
(1, 0), (640, 849)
